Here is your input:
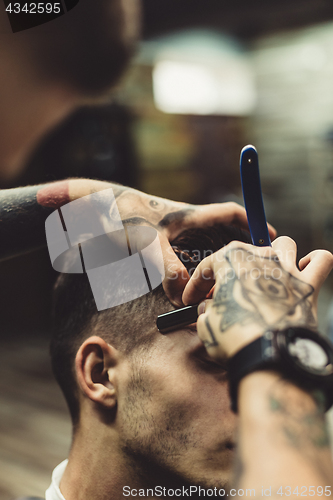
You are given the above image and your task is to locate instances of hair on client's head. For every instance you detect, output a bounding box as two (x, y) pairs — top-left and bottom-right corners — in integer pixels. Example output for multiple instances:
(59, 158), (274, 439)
(51, 224), (251, 428)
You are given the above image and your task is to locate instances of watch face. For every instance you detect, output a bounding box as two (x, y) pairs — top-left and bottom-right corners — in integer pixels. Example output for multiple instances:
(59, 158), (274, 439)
(288, 337), (329, 371)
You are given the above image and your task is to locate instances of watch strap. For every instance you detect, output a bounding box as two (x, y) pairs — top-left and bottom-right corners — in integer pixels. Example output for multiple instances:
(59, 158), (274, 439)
(227, 328), (333, 414)
(228, 335), (277, 413)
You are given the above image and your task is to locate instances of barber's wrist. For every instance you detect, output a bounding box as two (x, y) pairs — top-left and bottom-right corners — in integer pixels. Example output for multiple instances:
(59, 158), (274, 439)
(226, 324), (333, 414)
(211, 324), (265, 361)
(238, 371), (324, 417)
(238, 371), (281, 416)
(224, 321), (317, 360)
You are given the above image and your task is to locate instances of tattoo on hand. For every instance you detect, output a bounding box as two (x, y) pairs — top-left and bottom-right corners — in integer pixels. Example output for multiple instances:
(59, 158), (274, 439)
(212, 248), (316, 335)
(202, 316), (219, 348)
(159, 208), (195, 230)
(113, 189), (194, 232)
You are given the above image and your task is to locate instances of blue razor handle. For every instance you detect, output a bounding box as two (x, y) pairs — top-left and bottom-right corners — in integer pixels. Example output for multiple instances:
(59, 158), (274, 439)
(240, 145), (271, 247)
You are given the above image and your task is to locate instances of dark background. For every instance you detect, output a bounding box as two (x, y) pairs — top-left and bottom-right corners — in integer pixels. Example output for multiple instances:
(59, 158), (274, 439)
(141, 0), (333, 40)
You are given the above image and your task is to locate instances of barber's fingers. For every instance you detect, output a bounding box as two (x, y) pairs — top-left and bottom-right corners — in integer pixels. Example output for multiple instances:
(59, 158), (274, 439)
(271, 236), (297, 269)
(196, 310), (224, 361)
(182, 253), (216, 306)
(183, 237), (332, 306)
(180, 202), (277, 240)
(186, 202), (248, 230)
(183, 239), (278, 305)
(159, 234), (190, 307)
(260, 237), (333, 291)
(196, 300), (224, 361)
(182, 240), (262, 305)
(298, 250), (333, 289)
(267, 222), (277, 240)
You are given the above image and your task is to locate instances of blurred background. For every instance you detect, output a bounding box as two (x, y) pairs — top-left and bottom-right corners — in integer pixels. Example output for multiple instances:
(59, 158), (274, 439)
(2, 0), (333, 497)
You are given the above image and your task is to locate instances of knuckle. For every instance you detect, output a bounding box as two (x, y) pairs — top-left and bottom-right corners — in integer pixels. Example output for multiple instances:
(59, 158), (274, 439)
(321, 250), (333, 265)
(223, 241), (250, 256)
(275, 235), (296, 246)
(320, 249), (333, 258)
(225, 240), (244, 250)
(228, 201), (242, 212)
(312, 249), (333, 264)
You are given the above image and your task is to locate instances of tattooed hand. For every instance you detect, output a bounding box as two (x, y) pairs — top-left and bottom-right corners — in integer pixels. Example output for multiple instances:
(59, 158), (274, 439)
(0, 178), (276, 307)
(182, 237), (333, 361)
(109, 186), (277, 306)
(37, 179), (277, 307)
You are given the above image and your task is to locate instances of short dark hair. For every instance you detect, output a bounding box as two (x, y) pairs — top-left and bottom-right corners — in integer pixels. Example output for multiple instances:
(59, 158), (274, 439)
(51, 224), (251, 427)
(11, 0), (137, 96)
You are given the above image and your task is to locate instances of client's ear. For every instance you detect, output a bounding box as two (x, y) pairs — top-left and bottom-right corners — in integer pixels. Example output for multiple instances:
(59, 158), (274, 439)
(75, 336), (119, 409)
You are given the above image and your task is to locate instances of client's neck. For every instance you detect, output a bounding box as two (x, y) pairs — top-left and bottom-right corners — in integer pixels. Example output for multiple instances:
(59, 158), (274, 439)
(60, 424), (149, 500)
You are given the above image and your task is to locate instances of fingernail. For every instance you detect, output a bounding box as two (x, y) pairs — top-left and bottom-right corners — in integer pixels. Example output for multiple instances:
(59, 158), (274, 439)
(198, 301), (206, 316)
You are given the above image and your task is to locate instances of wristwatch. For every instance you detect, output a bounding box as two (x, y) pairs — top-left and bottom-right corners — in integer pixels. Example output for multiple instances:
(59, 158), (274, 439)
(227, 327), (333, 413)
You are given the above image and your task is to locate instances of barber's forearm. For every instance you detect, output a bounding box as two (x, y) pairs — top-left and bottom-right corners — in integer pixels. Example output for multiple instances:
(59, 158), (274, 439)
(0, 178), (192, 262)
(236, 371), (333, 493)
(0, 179), (125, 260)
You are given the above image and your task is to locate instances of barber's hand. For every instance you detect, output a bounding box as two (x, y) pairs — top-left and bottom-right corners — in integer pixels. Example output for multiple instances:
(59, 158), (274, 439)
(182, 236), (333, 362)
(114, 192), (276, 307)
(65, 179), (276, 307)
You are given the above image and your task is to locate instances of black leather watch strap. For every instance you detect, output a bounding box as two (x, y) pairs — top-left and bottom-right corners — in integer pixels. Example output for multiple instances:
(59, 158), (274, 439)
(228, 335), (278, 413)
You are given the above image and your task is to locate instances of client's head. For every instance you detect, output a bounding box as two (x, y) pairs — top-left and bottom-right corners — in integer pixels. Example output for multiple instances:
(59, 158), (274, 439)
(51, 224), (251, 490)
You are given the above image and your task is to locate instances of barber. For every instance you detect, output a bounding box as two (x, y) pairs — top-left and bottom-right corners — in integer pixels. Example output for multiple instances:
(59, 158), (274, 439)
(183, 236), (333, 494)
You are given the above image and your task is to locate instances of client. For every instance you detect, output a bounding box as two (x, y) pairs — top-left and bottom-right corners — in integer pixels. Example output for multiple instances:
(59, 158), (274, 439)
(48, 224), (251, 500)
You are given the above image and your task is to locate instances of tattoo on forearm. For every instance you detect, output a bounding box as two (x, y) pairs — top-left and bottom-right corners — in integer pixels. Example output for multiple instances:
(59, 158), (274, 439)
(36, 180), (71, 208)
(0, 184), (54, 261)
(0, 180), (111, 261)
(267, 380), (332, 483)
(212, 248), (315, 335)
(0, 180), (193, 263)
(269, 382), (330, 449)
